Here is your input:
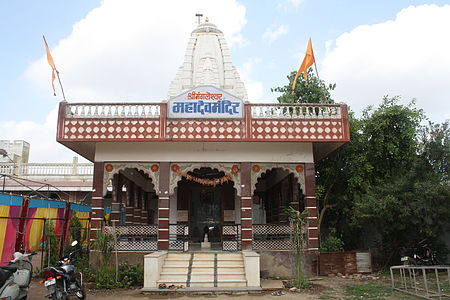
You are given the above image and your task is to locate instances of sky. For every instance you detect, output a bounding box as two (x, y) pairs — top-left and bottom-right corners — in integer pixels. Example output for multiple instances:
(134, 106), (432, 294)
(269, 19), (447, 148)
(1, 0), (450, 162)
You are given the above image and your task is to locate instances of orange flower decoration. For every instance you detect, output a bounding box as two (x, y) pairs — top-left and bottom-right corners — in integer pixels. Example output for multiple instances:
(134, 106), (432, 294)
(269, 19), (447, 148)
(150, 164), (159, 172)
(252, 164), (261, 172)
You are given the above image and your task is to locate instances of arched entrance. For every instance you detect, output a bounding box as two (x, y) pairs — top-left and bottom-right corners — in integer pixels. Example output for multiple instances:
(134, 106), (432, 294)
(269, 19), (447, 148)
(108, 167), (158, 226)
(252, 167), (304, 250)
(175, 167), (238, 250)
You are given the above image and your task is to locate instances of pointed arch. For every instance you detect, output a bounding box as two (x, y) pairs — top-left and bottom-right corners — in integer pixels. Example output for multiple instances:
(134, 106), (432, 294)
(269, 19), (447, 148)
(102, 162), (159, 196)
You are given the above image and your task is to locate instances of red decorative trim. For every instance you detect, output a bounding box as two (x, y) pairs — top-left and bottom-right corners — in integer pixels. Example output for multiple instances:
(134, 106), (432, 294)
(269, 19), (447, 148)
(295, 164), (304, 173)
(252, 164), (260, 172)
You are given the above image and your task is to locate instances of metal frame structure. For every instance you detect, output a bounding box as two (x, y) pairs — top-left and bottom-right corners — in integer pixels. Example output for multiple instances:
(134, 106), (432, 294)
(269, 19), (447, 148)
(391, 265), (450, 299)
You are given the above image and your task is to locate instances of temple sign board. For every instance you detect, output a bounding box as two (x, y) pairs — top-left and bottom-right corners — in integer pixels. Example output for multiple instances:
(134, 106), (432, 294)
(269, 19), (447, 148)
(168, 85), (244, 119)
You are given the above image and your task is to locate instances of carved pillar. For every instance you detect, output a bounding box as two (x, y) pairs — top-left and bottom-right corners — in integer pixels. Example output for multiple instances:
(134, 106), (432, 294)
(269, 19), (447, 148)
(289, 173), (300, 210)
(157, 162), (170, 250)
(305, 163), (319, 250)
(141, 191), (148, 224)
(240, 162), (253, 250)
(91, 161), (105, 239)
(134, 187), (142, 224)
(110, 174), (122, 224)
(125, 180), (134, 224)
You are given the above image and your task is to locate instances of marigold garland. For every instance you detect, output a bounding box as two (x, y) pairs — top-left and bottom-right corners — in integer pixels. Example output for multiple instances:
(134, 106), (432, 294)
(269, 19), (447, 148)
(174, 166), (239, 187)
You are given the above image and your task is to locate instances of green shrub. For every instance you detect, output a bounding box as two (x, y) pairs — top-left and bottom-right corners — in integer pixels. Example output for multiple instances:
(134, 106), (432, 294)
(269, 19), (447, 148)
(94, 263), (144, 289)
(95, 265), (118, 289)
(90, 232), (114, 264)
(44, 220), (59, 267)
(118, 263), (144, 287)
(320, 228), (344, 252)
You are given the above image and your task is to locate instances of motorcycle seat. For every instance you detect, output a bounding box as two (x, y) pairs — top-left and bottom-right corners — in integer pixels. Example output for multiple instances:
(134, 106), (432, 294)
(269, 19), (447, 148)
(0, 265), (17, 273)
(0, 268), (14, 288)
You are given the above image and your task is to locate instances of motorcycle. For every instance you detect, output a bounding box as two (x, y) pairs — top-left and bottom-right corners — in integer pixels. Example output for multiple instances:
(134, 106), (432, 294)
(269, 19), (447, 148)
(42, 241), (85, 300)
(400, 239), (440, 266)
(0, 250), (37, 300)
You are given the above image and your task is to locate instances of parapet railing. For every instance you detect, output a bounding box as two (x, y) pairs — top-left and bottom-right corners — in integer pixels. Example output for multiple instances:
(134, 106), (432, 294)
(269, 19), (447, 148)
(251, 103), (342, 119)
(63, 102), (344, 120)
(65, 103), (161, 118)
(0, 162), (93, 177)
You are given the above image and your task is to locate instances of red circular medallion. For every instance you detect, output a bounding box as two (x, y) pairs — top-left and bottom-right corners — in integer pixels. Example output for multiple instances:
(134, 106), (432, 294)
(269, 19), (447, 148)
(105, 164), (113, 172)
(150, 164), (159, 172)
(231, 165), (240, 173)
(252, 164), (261, 172)
(296, 164), (304, 173)
(171, 164), (180, 172)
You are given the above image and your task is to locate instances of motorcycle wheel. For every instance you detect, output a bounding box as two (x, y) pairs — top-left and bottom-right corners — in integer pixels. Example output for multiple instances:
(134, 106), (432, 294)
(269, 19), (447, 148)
(75, 279), (86, 300)
(51, 289), (67, 300)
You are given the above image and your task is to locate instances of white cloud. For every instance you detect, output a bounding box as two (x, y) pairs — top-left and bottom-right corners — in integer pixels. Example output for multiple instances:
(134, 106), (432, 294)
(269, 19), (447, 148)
(322, 4), (450, 123)
(237, 58), (266, 102)
(262, 25), (289, 44)
(25, 0), (247, 103)
(11, 0), (251, 162)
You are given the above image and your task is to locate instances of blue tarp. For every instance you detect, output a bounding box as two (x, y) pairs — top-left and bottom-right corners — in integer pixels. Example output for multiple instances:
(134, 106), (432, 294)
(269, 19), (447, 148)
(0, 194), (23, 207)
(71, 203), (91, 213)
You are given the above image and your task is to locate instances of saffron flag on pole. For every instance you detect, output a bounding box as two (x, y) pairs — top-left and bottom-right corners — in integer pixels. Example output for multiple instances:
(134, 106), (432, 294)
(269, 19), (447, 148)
(43, 36), (57, 96)
(291, 38), (316, 93)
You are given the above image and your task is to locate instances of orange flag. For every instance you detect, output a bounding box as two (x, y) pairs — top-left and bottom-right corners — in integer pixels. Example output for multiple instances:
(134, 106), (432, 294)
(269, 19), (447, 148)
(43, 36), (57, 96)
(291, 38), (316, 93)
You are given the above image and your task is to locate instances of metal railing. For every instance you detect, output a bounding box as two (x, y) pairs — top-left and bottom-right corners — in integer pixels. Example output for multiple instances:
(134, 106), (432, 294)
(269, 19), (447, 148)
(169, 224), (189, 251)
(65, 103), (161, 118)
(390, 265), (450, 299)
(252, 224), (294, 250)
(104, 224), (158, 251)
(222, 224), (241, 251)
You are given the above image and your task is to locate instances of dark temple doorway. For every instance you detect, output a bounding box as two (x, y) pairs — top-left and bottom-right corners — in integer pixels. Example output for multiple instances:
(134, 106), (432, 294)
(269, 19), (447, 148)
(176, 167), (237, 251)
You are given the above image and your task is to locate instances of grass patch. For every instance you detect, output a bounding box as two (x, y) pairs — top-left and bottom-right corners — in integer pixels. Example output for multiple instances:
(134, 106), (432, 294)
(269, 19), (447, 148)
(319, 296), (338, 300)
(343, 282), (416, 299)
(344, 283), (393, 299)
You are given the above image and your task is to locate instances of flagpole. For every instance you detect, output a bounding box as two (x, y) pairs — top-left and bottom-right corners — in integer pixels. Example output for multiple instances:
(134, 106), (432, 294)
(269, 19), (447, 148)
(55, 70), (67, 102)
(313, 61), (320, 81)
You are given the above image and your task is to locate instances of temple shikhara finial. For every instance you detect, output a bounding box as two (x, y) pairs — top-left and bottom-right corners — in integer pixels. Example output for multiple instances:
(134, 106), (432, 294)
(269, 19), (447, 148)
(195, 13), (203, 24)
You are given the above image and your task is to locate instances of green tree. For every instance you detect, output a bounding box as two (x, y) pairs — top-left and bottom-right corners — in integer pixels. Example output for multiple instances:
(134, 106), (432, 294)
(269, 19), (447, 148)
(419, 121), (450, 183)
(271, 69), (335, 104)
(273, 70), (450, 264)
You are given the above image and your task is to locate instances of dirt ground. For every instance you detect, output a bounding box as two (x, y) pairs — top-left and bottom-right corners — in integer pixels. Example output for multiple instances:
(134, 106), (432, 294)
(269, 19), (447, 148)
(26, 276), (409, 300)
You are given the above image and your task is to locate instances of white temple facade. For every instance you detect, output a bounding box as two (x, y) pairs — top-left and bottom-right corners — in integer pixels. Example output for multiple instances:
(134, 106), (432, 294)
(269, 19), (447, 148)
(56, 20), (350, 287)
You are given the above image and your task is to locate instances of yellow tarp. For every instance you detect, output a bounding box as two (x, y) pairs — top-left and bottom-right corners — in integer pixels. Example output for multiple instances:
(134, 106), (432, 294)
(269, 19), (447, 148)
(27, 207), (58, 252)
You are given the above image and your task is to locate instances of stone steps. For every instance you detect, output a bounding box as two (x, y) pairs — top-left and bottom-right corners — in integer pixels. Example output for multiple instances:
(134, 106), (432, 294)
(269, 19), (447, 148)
(157, 252), (247, 288)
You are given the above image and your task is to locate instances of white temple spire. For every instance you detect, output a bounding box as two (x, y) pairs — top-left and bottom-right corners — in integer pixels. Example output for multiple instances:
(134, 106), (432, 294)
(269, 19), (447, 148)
(167, 21), (248, 101)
